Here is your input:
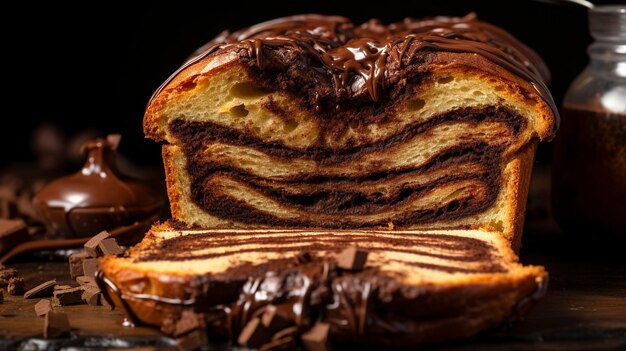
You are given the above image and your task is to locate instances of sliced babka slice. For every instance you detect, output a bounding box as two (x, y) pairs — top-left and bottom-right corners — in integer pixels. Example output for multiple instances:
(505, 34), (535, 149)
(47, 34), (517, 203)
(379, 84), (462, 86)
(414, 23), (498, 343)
(144, 14), (558, 248)
(98, 222), (547, 348)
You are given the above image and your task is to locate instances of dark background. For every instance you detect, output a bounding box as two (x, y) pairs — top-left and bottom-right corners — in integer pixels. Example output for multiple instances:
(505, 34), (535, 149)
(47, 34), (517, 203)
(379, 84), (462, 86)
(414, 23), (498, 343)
(2, 0), (623, 168)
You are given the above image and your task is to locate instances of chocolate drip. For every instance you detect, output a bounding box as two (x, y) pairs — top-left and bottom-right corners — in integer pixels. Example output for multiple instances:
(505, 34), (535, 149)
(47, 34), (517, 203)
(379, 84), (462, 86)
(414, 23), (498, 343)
(149, 14), (557, 119)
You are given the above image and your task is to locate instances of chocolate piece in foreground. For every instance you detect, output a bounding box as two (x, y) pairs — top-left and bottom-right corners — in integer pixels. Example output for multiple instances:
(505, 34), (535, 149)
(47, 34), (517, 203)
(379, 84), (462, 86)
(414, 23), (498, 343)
(24, 279), (57, 299)
(44, 311), (71, 338)
(301, 322), (331, 351)
(336, 247), (368, 271)
(84, 231), (111, 257)
(53, 286), (84, 306)
(32, 135), (162, 238)
(98, 224), (548, 348)
(144, 14), (558, 249)
(98, 237), (123, 256)
(82, 258), (100, 278)
(35, 299), (52, 316)
(82, 286), (100, 306)
(0, 219), (29, 256)
(69, 252), (88, 278)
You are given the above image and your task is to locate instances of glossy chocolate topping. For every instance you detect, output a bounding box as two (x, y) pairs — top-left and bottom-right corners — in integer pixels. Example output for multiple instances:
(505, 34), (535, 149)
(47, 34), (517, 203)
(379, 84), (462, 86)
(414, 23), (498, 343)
(32, 136), (163, 238)
(150, 14), (557, 117)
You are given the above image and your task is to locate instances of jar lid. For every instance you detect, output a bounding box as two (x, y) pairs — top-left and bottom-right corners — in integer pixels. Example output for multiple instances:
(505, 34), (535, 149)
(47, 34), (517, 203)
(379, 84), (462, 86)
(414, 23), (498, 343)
(589, 5), (626, 42)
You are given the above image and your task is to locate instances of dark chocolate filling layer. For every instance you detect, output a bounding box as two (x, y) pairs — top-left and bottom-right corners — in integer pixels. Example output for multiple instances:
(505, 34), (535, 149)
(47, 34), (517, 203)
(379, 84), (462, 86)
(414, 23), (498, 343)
(133, 231), (506, 274)
(169, 106), (521, 227)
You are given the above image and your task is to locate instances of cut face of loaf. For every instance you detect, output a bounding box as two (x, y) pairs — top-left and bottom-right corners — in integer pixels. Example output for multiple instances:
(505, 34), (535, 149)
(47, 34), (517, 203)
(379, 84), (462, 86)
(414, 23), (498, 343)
(98, 223), (547, 347)
(144, 15), (557, 248)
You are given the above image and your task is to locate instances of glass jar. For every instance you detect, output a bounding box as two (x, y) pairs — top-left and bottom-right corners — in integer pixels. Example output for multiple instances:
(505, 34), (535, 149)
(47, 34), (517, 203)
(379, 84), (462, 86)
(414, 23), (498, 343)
(552, 5), (626, 238)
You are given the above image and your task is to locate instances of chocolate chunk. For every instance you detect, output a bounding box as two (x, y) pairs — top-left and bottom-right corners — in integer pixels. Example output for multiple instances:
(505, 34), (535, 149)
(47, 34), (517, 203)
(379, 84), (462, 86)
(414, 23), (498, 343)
(261, 336), (296, 351)
(238, 317), (271, 348)
(0, 219), (29, 255)
(98, 237), (123, 256)
(44, 311), (70, 338)
(175, 310), (205, 337)
(336, 247), (368, 271)
(82, 287), (100, 306)
(176, 329), (207, 351)
(24, 279), (57, 299)
(8, 277), (25, 295)
(75, 275), (97, 288)
(69, 251), (88, 279)
(261, 305), (292, 333)
(35, 299), (52, 316)
(0, 290), (3, 303)
(82, 258), (101, 278)
(84, 231), (110, 257)
(53, 286), (84, 306)
(301, 322), (331, 351)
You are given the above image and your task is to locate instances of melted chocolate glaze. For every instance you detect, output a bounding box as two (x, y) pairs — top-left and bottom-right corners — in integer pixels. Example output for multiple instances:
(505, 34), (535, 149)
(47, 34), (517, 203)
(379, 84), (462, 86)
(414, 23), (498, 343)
(149, 14), (557, 121)
(169, 106), (519, 227)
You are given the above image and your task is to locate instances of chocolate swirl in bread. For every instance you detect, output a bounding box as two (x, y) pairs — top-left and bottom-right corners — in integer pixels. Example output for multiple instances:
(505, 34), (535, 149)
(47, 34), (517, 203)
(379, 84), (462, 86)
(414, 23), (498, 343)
(98, 223), (547, 348)
(144, 14), (558, 248)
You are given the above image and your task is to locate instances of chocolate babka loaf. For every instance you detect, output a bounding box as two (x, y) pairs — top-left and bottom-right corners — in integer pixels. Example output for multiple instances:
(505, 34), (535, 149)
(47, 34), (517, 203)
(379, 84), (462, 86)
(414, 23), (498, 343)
(144, 14), (557, 248)
(98, 222), (547, 348)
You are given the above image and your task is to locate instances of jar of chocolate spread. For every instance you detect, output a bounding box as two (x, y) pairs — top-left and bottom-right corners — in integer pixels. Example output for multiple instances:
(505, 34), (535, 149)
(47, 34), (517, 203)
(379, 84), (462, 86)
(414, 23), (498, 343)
(552, 5), (626, 238)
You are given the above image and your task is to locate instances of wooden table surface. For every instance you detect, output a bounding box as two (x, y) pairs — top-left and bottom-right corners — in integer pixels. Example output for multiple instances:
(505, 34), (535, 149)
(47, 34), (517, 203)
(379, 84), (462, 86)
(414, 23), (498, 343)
(1, 223), (625, 351)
